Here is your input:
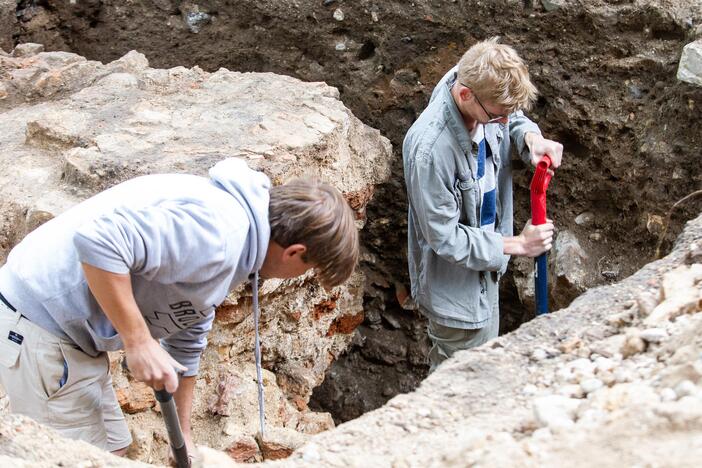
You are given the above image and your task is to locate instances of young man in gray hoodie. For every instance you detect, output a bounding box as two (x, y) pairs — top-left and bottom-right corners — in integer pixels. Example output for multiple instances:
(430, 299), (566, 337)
(403, 38), (563, 370)
(0, 158), (358, 455)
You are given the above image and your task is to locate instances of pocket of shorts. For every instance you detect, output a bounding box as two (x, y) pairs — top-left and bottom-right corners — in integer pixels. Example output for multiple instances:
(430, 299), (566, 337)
(36, 341), (69, 399)
(0, 321), (22, 368)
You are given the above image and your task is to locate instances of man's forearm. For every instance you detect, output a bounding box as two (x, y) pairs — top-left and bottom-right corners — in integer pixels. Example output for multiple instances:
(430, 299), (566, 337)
(81, 263), (150, 346)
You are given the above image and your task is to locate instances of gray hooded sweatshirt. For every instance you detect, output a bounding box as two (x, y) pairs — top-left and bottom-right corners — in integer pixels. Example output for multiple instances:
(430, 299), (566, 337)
(0, 158), (270, 376)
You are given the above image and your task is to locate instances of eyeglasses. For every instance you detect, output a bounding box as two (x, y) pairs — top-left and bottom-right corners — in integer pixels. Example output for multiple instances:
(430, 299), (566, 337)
(460, 83), (508, 123)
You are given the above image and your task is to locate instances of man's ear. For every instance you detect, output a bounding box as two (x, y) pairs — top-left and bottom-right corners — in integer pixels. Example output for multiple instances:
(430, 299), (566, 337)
(459, 85), (473, 101)
(282, 243), (307, 260)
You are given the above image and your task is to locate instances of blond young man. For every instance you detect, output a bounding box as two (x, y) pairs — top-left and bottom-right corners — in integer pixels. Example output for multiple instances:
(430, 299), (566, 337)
(403, 38), (563, 370)
(0, 158), (358, 455)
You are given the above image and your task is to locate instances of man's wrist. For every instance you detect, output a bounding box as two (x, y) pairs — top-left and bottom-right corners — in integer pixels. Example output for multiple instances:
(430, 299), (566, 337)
(122, 328), (152, 348)
(503, 235), (526, 256)
(524, 132), (538, 148)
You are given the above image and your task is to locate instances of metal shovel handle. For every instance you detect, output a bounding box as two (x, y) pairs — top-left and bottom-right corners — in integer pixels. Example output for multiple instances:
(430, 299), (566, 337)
(154, 389), (190, 468)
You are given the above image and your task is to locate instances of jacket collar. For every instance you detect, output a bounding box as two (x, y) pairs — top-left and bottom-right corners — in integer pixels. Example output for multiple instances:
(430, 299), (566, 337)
(438, 70), (473, 155)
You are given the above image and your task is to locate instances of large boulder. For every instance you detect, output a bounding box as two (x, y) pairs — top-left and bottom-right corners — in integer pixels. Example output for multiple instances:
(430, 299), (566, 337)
(0, 46), (392, 462)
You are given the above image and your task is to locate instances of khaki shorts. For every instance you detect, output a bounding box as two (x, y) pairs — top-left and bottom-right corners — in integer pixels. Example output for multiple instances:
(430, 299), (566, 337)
(0, 302), (131, 452)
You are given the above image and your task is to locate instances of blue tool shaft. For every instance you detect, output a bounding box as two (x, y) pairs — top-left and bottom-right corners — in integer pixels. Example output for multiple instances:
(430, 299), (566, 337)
(535, 253), (549, 315)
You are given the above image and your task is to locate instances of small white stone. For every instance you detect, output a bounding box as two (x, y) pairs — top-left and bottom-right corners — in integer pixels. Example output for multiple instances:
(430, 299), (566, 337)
(523, 384), (538, 396)
(674, 380), (697, 398)
(532, 427), (552, 440)
(531, 348), (548, 361)
(660, 387), (677, 402)
(594, 357), (616, 373)
(639, 328), (668, 343)
(557, 384), (585, 399)
(533, 395), (581, 430)
(301, 443), (321, 462)
(575, 211), (595, 226)
(333, 8), (344, 21)
(371, 11), (379, 22)
(335, 42), (347, 51)
(580, 378), (604, 394)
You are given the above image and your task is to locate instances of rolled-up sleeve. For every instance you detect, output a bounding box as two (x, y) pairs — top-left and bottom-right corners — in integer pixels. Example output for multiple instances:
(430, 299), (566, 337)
(407, 150), (505, 271)
(160, 310), (214, 377)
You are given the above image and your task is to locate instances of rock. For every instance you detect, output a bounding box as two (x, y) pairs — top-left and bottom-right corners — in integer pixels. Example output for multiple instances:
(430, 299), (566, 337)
(621, 333), (646, 358)
(115, 381), (156, 414)
(660, 388), (677, 402)
(580, 378), (604, 395)
(639, 328), (668, 344)
(12, 43), (45, 57)
(533, 395), (581, 430)
(531, 348), (549, 361)
(196, 446), (238, 467)
(645, 265), (702, 325)
(125, 427), (154, 461)
(0, 0), (15, 52)
(0, 47), (391, 466)
(0, 414), (140, 466)
(552, 230), (590, 308)
(674, 380), (698, 398)
(557, 384), (585, 399)
(677, 39), (702, 87)
(574, 211), (595, 226)
(295, 411), (335, 434)
(541, 0), (567, 12)
(593, 356), (616, 373)
(181, 5), (212, 33)
(300, 443), (322, 462)
(107, 50), (149, 74)
(256, 427), (309, 460)
(225, 435), (261, 463)
(333, 8), (344, 21)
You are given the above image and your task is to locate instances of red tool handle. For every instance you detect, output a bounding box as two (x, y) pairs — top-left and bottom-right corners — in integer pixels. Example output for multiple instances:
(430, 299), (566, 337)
(530, 155), (553, 225)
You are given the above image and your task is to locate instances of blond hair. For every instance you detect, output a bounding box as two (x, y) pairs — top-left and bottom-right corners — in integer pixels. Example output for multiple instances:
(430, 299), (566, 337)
(269, 179), (359, 288)
(457, 37), (538, 113)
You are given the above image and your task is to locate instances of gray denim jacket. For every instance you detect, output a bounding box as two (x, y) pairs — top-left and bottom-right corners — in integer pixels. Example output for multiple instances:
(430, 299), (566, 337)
(402, 67), (540, 328)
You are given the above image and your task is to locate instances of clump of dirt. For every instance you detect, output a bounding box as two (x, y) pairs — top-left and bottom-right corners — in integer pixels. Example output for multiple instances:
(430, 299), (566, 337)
(9, 0), (702, 422)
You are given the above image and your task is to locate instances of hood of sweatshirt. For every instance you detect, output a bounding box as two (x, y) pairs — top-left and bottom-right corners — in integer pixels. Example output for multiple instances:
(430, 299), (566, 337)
(209, 158), (271, 276)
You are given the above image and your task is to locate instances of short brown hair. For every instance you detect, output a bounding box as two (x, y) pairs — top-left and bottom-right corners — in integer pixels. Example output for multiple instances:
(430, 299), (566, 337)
(457, 37), (538, 113)
(269, 179), (359, 288)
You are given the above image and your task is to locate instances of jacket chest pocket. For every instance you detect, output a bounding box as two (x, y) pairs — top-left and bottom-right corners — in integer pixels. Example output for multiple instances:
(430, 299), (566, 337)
(454, 176), (478, 228)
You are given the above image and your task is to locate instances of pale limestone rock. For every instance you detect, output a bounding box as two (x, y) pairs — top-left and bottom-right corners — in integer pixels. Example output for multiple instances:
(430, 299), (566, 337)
(533, 395), (582, 430)
(639, 328), (668, 344)
(621, 333), (646, 357)
(645, 264), (702, 325)
(0, 47), (391, 466)
(677, 40), (702, 87)
(580, 378), (604, 395)
(12, 43), (45, 57)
